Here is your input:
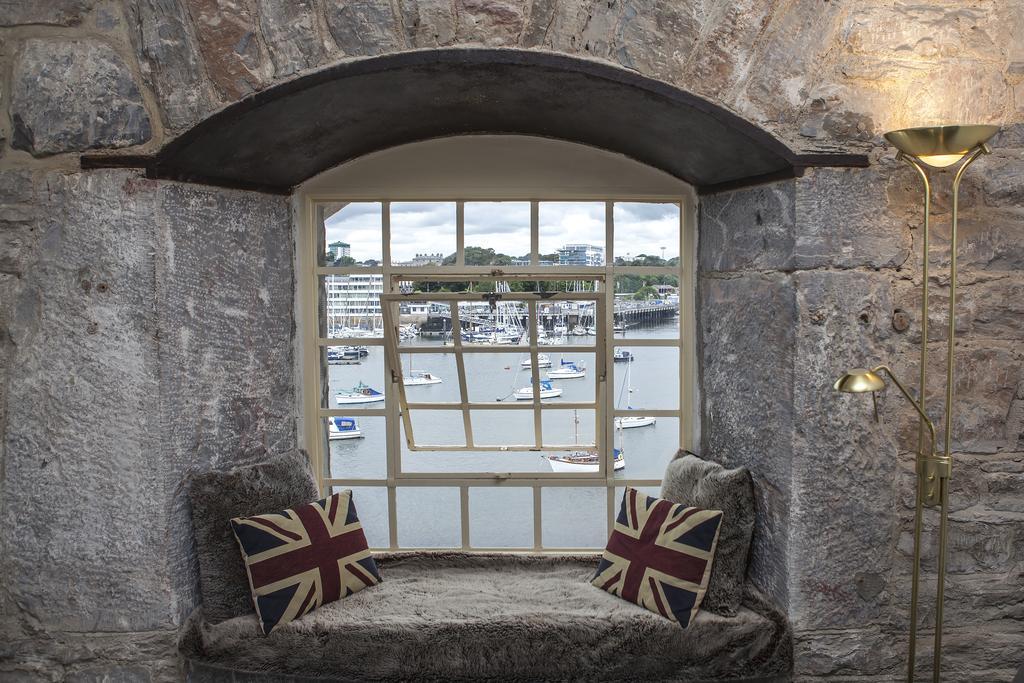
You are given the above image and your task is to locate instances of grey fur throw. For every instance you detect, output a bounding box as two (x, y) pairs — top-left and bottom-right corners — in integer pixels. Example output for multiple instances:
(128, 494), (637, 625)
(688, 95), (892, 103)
(188, 450), (319, 623)
(661, 451), (755, 617)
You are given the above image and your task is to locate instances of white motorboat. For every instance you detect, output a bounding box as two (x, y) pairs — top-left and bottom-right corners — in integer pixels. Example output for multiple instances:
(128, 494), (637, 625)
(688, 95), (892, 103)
(335, 382), (385, 405)
(547, 359), (586, 380)
(328, 417), (363, 440)
(571, 325), (587, 336)
(404, 371), (443, 386)
(520, 353), (553, 369)
(615, 415), (657, 429)
(514, 380), (562, 400)
(613, 349), (634, 362)
(546, 448), (625, 473)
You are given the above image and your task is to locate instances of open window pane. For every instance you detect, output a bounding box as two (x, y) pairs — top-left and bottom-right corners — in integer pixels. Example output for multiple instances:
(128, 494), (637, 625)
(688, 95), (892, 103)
(613, 275), (680, 340)
(470, 410), (535, 447)
(464, 202), (531, 265)
(321, 274), (383, 338)
(458, 298), (527, 346)
(541, 409), (596, 447)
(538, 202), (605, 266)
(397, 352), (459, 402)
(408, 409), (466, 447)
(397, 487), (460, 548)
(613, 202), (680, 264)
(333, 486), (390, 549)
(537, 298), (597, 343)
(613, 417), (678, 480)
(319, 202), (383, 267)
(322, 345), (386, 409)
(390, 202), (456, 267)
(542, 487), (607, 548)
(541, 352), (595, 403)
(465, 353), (533, 403)
(323, 416), (385, 479)
(613, 345), (678, 410)
(469, 487), (533, 548)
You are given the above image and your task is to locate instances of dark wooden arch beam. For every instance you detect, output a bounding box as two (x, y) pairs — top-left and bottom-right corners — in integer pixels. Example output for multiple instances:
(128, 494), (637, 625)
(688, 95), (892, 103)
(82, 49), (868, 195)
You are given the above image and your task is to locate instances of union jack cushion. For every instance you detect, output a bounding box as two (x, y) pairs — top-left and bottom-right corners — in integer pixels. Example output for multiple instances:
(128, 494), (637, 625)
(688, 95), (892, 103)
(230, 490), (381, 634)
(592, 487), (723, 626)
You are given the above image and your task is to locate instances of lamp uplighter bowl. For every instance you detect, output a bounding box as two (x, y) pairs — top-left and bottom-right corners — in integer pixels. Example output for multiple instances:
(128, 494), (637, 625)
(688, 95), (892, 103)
(833, 368), (886, 394)
(884, 124), (999, 168)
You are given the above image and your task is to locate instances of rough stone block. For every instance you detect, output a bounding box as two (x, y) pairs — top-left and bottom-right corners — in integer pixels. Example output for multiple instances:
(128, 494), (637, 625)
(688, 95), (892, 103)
(398, 0), (455, 47)
(679, 0), (772, 102)
(926, 206), (1024, 272)
(455, 0), (525, 46)
(10, 39), (151, 156)
(2, 171), (167, 632)
(0, 0), (92, 26)
(789, 270), (902, 631)
(126, 0), (216, 130)
(186, 0), (270, 99)
(256, 0), (325, 76)
(699, 272), (796, 604)
(794, 166), (912, 269)
(323, 0), (403, 56)
(154, 182), (296, 622)
(612, 0), (697, 79)
(893, 273), (1024, 343)
(699, 181), (795, 272)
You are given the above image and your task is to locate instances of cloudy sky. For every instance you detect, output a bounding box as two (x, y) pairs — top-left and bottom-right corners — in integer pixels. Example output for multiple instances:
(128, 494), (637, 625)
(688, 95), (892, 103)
(324, 202), (680, 263)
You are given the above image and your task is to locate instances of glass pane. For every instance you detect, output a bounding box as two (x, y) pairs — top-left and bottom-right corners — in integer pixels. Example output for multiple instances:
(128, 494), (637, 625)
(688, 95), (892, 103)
(613, 345), (678, 410)
(322, 345), (386, 409)
(333, 486), (389, 549)
(541, 352), (595, 403)
(323, 416), (385, 479)
(397, 352), (459, 402)
(319, 202), (383, 267)
(408, 409), (466, 447)
(613, 417), (678, 481)
(613, 202), (681, 264)
(321, 274), (383, 338)
(458, 298), (527, 346)
(396, 487), (460, 548)
(402, 421), (548, 473)
(538, 202), (605, 266)
(464, 202), (531, 265)
(613, 275), (680, 340)
(470, 410), (536, 448)
(390, 202), (456, 267)
(397, 301), (449, 347)
(537, 298), (598, 343)
(542, 487), (607, 548)
(469, 487), (533, 548)
(541, 409), (596, 447)
(465, 353), (533, 403)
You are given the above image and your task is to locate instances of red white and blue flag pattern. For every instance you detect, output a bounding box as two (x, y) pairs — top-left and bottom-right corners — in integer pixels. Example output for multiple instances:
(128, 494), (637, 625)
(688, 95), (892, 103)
(592, 487), (722, 626)
(231, 490), (381, 634)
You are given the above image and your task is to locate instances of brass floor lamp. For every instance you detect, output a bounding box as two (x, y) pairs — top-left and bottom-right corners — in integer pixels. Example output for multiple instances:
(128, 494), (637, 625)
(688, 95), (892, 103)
(834, 124), (999, 682)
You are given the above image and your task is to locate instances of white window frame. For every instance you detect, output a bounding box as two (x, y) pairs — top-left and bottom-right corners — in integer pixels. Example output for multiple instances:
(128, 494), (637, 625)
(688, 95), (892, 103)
(300, 196), (696, 552)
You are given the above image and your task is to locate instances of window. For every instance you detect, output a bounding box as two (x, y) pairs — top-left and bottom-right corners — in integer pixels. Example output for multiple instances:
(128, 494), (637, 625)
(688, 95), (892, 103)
(300, 139), (695, 551)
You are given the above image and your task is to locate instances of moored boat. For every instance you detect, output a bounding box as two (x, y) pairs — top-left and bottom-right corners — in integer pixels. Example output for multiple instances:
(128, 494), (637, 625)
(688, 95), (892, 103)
(328, 416), (363, 440)
(404, 371), (443, 386)
(514, 380), (562, 400)
(613, 349), (634, 362)
(520, 353), (553, 369)
(335, 382), (385, 404)
(546, 448), (625, 472)
(614, 415), (657, 429)
(547, 359), (586, 380)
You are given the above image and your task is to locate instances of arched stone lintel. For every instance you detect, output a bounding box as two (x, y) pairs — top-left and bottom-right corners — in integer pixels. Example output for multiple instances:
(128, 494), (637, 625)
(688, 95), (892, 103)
(81, 49), (868, 195)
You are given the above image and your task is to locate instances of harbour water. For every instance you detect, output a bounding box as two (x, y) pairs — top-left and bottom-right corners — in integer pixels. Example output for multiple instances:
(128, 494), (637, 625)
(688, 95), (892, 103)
(325, 320), (679, 549)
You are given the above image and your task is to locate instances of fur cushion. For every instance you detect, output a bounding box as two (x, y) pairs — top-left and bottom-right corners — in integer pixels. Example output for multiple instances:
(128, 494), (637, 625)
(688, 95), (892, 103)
(189, 450), (320, 623)
(182, 553), (793, 682)
(660, 451), (755, 616)
(592, 487), (722, 626)
(231, 490), (381, 634)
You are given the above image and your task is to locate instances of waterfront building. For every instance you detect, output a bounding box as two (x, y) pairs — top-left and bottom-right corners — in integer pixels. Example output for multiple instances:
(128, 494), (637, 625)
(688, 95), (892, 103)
(327, 241), (351, 261)
(557, 243), (604, 266)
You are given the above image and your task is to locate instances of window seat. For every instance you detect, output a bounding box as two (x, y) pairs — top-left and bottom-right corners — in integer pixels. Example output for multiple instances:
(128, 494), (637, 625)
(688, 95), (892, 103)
(181, 552), (792, 682)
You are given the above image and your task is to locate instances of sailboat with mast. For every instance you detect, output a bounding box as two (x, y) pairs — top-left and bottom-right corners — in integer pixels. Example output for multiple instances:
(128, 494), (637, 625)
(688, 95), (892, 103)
(614, 357), (656, 429)
(402, 353), (443, 386)
(546, 410), (625, 472)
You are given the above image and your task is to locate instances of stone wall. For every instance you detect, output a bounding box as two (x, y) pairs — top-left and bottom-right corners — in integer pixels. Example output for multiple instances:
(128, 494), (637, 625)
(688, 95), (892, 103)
(699, 145), (1024, 680)
(0, 170), (296, 679)
(1, 0), (1022, 680)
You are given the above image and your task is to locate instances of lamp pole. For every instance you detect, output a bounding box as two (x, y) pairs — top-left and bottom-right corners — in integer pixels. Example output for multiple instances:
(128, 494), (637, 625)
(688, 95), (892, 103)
(838, 125), (997, 682)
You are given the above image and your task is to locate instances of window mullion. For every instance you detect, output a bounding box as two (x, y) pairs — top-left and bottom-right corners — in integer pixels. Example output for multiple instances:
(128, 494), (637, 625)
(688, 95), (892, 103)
(449, 301), (474, 448)
(528, 299), (542, 448)
(381, 200), (399, 550)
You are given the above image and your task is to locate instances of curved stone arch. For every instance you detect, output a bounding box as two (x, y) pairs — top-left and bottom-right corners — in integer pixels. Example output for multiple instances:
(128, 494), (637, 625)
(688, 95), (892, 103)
(84, 49), (866, 195)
